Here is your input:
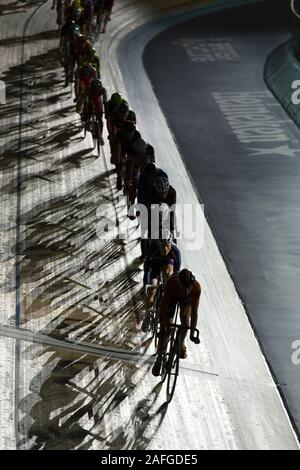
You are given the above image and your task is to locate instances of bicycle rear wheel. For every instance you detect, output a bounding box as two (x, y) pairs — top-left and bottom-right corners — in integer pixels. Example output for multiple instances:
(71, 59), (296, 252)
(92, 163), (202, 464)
(92, 114), (102, 156)
(166, 332), (180, 403)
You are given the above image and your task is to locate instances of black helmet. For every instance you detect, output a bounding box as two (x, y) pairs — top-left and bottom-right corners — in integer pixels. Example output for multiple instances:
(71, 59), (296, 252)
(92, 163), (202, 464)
(178, 269), (195, 287)
(146, 144), (154, 156)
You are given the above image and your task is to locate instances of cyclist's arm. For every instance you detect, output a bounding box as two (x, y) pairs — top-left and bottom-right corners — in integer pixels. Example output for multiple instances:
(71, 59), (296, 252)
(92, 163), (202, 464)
(143, 242), (157, 285)
(102, 87), (108, 106)
(137, 174), (146, 205)
(168, 187), (177, 234)
(173, 245), (181, 273)
(112, 135), (122, 164)
(94, 55), (100, 78)
(190, 282), (201, 331)
(143, 259), (154, 286)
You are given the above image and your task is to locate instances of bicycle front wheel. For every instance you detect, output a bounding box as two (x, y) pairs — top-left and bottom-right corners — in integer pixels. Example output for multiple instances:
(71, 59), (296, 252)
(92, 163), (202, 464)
(166, 332), (180, 403)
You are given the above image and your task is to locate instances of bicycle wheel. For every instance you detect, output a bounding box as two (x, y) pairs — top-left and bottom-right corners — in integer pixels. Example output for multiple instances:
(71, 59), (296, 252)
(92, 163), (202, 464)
(153, 285), (163, 347)
(82, 108), (88, 139)
(160, 325), (175, 384)
(166, 331), (180, 403)
(94, 115), (102, 156)
(62, 42), (70, 87)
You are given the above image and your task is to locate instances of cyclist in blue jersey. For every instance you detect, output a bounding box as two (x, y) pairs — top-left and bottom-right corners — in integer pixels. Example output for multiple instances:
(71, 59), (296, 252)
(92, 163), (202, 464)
(143, 230), (181, 302)
(137, 162), (167, 207)
(142, 229), (181, 331)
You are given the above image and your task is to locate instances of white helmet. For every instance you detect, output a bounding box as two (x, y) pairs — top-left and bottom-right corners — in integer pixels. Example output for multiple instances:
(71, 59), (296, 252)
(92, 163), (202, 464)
(158, 228), (173, 245)
(158, 202), (170, 223)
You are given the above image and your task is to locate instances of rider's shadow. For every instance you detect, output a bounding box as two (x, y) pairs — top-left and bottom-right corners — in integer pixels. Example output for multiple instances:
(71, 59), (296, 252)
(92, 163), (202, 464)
(104, 382), (167, 450)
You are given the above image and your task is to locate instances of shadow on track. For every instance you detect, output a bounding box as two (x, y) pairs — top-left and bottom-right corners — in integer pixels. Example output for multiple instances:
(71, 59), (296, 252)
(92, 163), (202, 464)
(0, 18), (165, 449)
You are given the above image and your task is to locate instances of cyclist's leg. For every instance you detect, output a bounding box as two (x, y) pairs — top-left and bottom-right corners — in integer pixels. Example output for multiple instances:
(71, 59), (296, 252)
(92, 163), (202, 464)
(129, 168), (138, 206)
(107, 0), (114, 19)
(162, 262), (174, 284)
(142, 273), (158, 332)
(124, 157), (132, 195)
(68, 43), (76, 82)
(96, 111), (104, 144)
(114, 141), (125, 189)
(76, 81), (86, 114)
(56, 0), (63, 25)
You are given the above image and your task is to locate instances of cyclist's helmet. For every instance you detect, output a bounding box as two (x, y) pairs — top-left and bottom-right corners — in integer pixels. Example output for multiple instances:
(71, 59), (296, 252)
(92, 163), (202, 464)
(111, 92), (122, 106)
(72, 8), (82, 17)
(145, 144), (155, 163)
(154, 176), (169, 194)
(146, 144), (154, 156)
(178, 269), (195, 287)
(72, 0), (82, 8)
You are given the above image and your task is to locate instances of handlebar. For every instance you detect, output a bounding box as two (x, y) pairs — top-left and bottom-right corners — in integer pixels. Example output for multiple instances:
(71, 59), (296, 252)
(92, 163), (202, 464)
(168, 324), (200, 344)
(190, 328), (200, 344)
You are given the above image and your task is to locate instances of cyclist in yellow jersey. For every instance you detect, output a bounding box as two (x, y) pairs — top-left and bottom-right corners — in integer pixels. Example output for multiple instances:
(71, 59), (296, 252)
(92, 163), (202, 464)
(75, 36), (100, 77)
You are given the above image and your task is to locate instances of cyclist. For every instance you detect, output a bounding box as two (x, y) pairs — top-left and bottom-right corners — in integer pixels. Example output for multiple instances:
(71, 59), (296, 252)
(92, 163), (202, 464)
(80, 0), (94, 36)
(52, 0), (64, 25)
(109, 101), (136, 166)
(76, 37), (100, 77)
(75, 63), (98, 114)
(137, 162), (167, 208)
(87, 78), (107, 144)
(137, 163), (168, 261)
(105, 92), (123, 135)
(142, 229), (181, 331)
(93, 1), (114, 30)
(112, 120), (148, 193)
(127, 142), (156, 218)
(65, 1), (83, 22)
(152, 269), (201, 376)
(60, 19), (81, 85)
(141, 175), (176, 262)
